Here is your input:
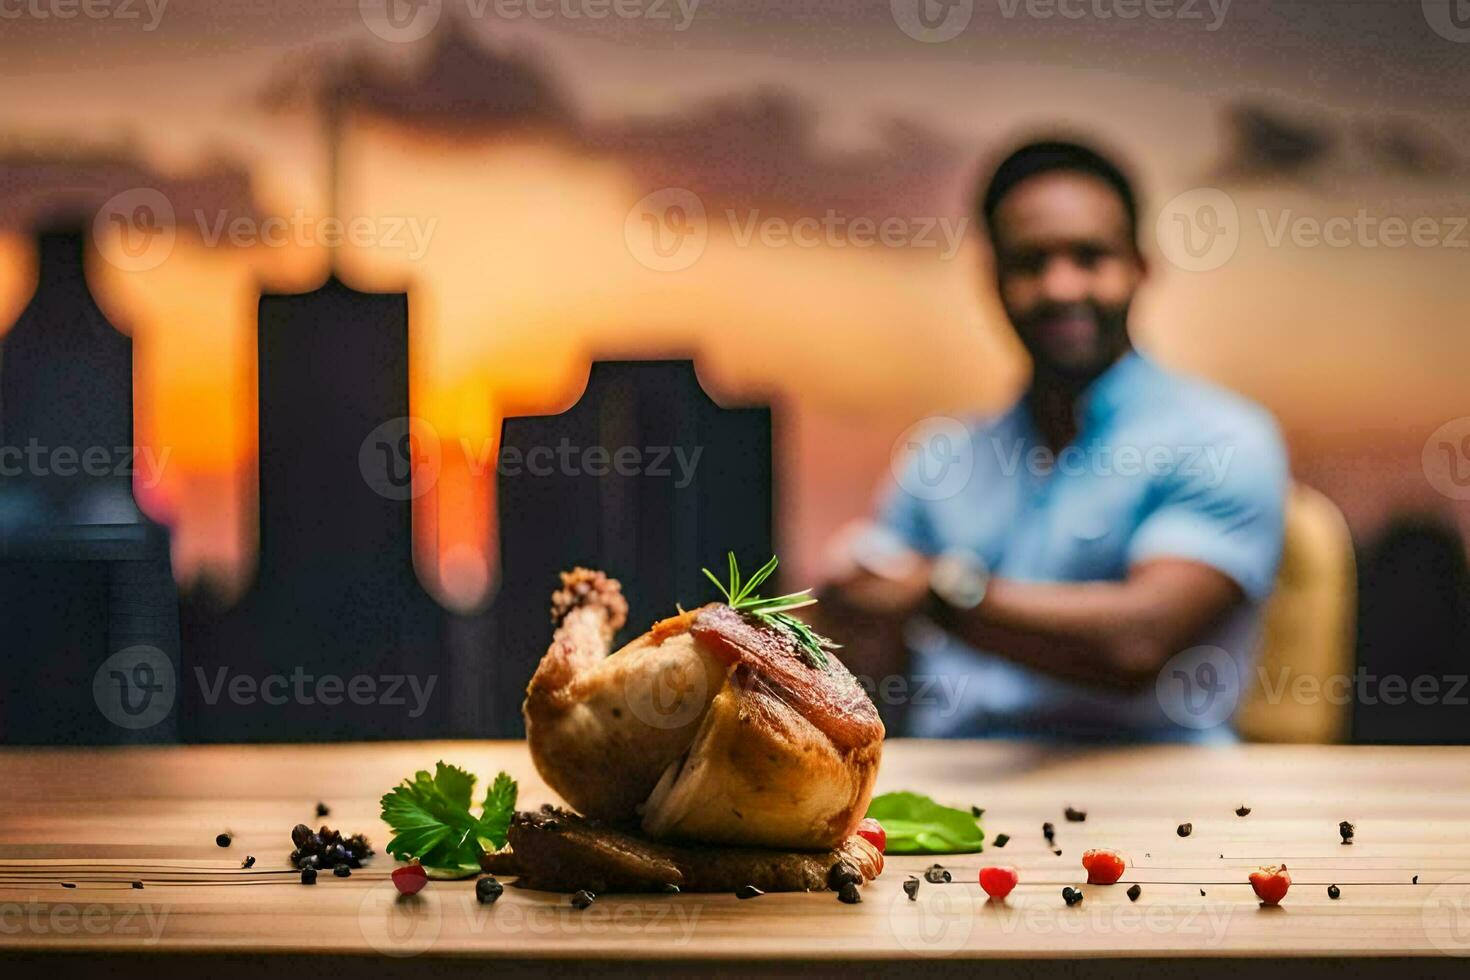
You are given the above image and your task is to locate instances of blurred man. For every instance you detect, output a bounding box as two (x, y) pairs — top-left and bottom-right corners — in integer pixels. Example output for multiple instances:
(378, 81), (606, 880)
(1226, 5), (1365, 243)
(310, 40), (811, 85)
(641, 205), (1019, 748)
(822, 141), (1288, 743)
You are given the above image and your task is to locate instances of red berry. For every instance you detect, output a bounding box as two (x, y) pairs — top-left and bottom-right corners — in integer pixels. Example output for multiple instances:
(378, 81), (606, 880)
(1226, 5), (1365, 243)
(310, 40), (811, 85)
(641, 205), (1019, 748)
(392, 863), (429, 896)
(1249, 864), (1291, 906)
(1081, 849), (1126, 885)
(978, 865), (1019, 900)
(856, 818), (886, 854)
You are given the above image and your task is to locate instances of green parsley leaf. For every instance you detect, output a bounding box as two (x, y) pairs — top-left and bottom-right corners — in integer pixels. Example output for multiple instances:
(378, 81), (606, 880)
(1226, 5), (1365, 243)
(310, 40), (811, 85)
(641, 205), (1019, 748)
(865, 791), (986, 854)
(380, 762), (518, 877)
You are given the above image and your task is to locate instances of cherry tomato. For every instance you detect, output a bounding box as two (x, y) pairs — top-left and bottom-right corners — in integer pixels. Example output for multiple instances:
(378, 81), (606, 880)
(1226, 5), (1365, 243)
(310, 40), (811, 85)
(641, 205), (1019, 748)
(1249, 864), (1291, 906)
(1081, 848), (1126, 885)
(978, 865), (1019, 900)
(856, 817), (886, 854)
(392, 863), (429, 896)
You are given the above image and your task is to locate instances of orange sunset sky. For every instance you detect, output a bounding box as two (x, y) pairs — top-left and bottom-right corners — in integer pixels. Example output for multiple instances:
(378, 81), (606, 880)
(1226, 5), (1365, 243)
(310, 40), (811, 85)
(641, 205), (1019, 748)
(2, 1), (1468, 609)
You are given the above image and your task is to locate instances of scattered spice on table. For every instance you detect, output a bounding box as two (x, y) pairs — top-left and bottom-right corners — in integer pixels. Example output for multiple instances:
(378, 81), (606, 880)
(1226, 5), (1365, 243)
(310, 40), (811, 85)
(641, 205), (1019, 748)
(1413, 875), (1419, 885)
(1199, 889), (1206, 896)
(1042, 822), (1056, 842)
(241, 856), (256, 869)
(1177, 823), (1192, 838)
(1053, 849), (1063, 857)
(315, 801), (330, 817)
(736, 884), (764, 899)
(290, 824), (373, 870)
(1061, 886), (1083, 907)
(924, 864), (951, 884)
(216, 833), (232, 848)
(828, 862), (861, 890)
(903, 877), (920, 901)
(300, 868), (317, 885)
(476, 876), (503, 904)
(992, 833), (1010, 848)
(1327, 884), (1340, 899)
(837, 881), (862, 904)
(1064, 807), (1087, 822)
(571, 889), (596, 909)
(61, 882), (75, 889)
(333, 864), (352, 878)
(132, 881), (144, 890)
(1126, 884), (1141, 902)
(971, 806), (985, 819)
(1235, 805), (1251, 817)
(1339, 821), (1355, 845)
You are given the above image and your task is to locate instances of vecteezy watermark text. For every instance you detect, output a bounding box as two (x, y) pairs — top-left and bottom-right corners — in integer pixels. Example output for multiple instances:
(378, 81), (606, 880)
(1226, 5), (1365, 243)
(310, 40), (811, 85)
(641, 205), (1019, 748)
(0, 0), (167, 30)
(359, 0), (700, 45)
(0, 440), (171, 488)
(0, 898), (170, 943)
(194, 667), (438, 719)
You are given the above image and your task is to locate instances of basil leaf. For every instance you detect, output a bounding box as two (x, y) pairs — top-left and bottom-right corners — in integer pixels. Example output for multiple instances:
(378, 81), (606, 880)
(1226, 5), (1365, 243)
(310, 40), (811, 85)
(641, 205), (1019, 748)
(866, 791), (985, 854)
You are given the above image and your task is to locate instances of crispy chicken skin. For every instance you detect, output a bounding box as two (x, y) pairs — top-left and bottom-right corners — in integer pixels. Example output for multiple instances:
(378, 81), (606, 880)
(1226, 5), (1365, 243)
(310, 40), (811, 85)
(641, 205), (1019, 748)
(523, 568), (884, 851)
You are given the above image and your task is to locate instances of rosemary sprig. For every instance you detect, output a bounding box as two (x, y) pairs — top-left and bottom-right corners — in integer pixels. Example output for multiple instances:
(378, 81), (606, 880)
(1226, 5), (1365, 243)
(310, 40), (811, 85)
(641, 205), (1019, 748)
(702, 552), (838, 670)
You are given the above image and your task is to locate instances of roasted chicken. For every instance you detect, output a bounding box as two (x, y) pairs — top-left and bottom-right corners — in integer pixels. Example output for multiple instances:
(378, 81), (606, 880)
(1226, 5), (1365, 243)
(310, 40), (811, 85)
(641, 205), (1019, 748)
(523, 568), (884, 852)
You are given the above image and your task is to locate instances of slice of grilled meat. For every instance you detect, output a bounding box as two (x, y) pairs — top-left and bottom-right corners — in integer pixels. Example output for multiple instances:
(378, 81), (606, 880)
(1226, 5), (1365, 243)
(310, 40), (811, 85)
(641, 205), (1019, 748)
(482, 807), (883, 894)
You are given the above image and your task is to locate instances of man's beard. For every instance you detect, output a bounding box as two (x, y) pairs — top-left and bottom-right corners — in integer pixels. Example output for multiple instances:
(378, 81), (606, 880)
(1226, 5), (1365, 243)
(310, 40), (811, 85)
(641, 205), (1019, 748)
(1010, 299), (1132, 386)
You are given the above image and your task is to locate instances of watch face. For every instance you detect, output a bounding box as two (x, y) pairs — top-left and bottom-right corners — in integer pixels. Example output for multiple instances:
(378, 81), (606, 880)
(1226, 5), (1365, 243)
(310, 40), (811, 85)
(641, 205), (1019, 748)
(933, 553), (986, 610)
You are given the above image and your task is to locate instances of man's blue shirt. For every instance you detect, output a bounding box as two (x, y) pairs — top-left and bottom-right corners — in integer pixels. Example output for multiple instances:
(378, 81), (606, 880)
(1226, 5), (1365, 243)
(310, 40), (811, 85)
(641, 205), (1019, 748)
(879, 351), (1288, 742)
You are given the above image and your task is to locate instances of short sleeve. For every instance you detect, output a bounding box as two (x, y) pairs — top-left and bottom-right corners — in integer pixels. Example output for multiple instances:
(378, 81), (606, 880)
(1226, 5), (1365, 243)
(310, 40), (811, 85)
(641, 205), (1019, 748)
(1126, 413), (1289, 601)
(875, 457), (939, 555)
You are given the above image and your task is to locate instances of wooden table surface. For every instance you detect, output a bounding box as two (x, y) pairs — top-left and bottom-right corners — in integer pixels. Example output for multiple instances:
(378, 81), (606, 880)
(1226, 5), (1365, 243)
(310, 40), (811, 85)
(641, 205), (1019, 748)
(2, 739), (1469, 976)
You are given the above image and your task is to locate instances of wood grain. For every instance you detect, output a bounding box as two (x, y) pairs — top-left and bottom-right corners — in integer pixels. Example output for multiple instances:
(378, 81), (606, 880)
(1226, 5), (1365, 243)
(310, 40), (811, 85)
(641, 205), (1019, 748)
(1, 739), (1468, 968)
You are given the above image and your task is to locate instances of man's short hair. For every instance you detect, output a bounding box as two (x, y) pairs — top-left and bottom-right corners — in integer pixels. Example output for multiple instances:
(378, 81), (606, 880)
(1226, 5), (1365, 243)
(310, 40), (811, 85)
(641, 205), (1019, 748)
(979, 140), (1140, 253)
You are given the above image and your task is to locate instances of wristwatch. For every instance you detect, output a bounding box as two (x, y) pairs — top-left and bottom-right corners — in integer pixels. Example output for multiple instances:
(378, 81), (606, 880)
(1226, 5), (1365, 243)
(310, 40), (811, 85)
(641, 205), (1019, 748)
(929, 548), (991, 612)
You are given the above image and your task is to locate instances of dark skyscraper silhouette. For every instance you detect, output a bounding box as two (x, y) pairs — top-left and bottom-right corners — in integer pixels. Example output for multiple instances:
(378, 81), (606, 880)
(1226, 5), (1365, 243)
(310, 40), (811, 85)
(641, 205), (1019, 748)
(486, 360), (773, 738)
(179, 278), (447, 741)
(0, 228), (180, 744)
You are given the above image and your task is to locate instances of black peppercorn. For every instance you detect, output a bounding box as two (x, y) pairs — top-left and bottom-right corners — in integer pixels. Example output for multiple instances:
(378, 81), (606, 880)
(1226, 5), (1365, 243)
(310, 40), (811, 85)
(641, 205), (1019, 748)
(736, 885), (764, 900)
(837, 881), (862, 904)
(1053, 849), (1063, 857)
(315, 802), (330, 817)
(1413, 875), (1420, 885)
(300, 868), (317, 885)
(242, 856), (256, 869)
(61, 882), (76, 889)
(1327, 884), (1340, 899)
(828, 862), (861, 890)
(1126, 884), (1141, 902)
(1062, 886), (1083, 907)
(903, 877), (920, 901)
(1339, 821), (1355, 845)
(1235, 805), (1251, 817)
(1064, 807), (1087, 822)
(971, 806), (985, 819)
(132, 881), (144, 890)
(476, 877), (504, 904)
(571, 889), (595, 909)
(333, 864), (352, 878)
(924, 864), (951, 884)
(992, 833), (1010, 848)
(1042, 822), (1056, 842)
(216, 833), (232, 848)
(1177, 823), (1192, 838)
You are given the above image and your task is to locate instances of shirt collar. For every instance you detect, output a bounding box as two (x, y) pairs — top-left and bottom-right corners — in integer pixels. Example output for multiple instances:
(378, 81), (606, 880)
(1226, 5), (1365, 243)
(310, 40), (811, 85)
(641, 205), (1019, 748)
(1077, 349), (1156, 430)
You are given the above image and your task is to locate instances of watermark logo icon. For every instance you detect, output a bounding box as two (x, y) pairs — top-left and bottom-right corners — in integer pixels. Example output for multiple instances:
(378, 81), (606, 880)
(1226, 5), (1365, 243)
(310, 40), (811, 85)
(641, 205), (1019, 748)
(360, 0), (442, 43)
(886, 881), (975, 955)
(625, 188), (707, 272)
(1155, 188), (1239, 272)
(1423, 417), (1470, 501)
(1422, 874), (1470, 955)
(93, 188), (176, 273)
(359, 416), (442, 501)
(358, 881), (442, 956)
(1423, 0), (1470, 42)
(93, 645), (175, 730)
(890, 0), (973, 43)
(891, 416), (973, 502)
(1157, 645), (1239, 730)
(622, 656), (710, 731)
